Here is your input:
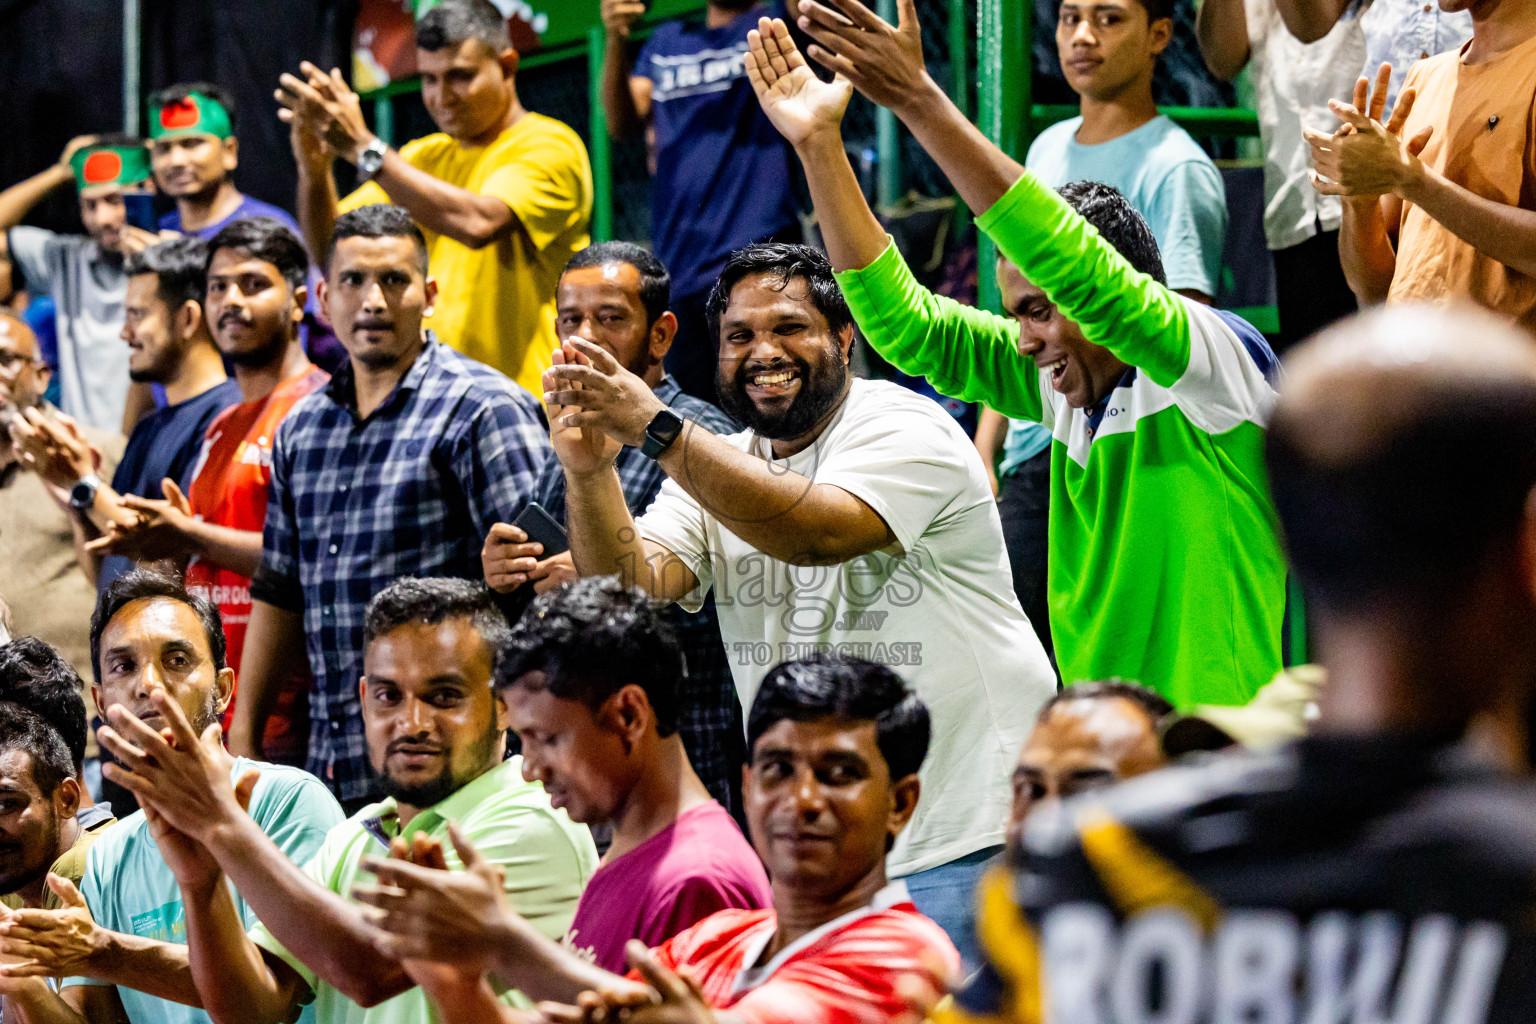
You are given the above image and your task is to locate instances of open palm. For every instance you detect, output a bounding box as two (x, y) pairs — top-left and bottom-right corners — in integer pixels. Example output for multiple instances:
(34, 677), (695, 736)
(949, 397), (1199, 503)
(545, 345), (622, 476)
(744, 17), (852, 147)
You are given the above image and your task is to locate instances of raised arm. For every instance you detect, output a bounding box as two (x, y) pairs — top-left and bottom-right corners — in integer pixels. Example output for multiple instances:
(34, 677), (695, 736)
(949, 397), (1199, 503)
(600, 0), (651, 140)
(0, 136), (97, 260)
(1270, 0), (1351, 44)
(279, 63), (515, 250)
(1195, 0), (1249, 85)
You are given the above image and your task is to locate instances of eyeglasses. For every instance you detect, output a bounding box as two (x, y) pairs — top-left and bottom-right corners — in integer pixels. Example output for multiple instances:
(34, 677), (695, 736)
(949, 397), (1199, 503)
(0, 350), (43, 376)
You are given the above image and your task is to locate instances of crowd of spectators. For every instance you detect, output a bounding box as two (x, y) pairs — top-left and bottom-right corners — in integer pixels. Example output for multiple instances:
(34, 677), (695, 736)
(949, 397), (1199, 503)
(2, 0), (1536, 1021)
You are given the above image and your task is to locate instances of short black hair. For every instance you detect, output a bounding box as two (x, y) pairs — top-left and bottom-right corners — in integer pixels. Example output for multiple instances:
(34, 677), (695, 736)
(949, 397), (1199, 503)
(564, 242), (671, 327)
(124, 235), (211, 311)
(1038, 679), (1175, 725)
(90, 569), (227, 686)
(1268, 355), (1536, 612)
(206, 217), (308, 292)
(1054, 181), (1167, 286)
(1133, 0), (1176, 25)
(496, 576), (685, 736)
(0, 637), (89, 774)
(92, 132), (148, 151)
(0, 701), (75, 795)
(706, 242), (855, 345)
(147, 82), (239, 135)
(328, 204), (429, 276)
(416, 0), (511, 54)
(363, 577), (513, 664)
(747, 654), (929, 780)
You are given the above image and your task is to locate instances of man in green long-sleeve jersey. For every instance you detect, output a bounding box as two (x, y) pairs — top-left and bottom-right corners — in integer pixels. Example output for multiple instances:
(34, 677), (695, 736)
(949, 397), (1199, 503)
(744, 6), (1285, 708)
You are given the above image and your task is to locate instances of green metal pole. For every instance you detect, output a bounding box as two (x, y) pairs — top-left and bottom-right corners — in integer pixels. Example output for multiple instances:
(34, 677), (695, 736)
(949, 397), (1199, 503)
(947, 0), (972, 240)
(588, 26), (615, 243)
(976, 0), (1029, 313)
(876, 0), (901, 210)
(373, 97), (395, 148)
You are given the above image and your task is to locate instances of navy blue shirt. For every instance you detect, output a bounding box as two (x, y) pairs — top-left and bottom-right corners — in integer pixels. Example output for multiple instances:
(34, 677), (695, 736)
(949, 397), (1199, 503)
(636, 2), (800, 298)
(100, 379), (241, 590)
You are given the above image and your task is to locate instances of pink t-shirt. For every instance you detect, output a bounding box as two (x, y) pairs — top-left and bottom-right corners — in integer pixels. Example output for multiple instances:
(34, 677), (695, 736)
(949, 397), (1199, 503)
(564, 801), (772, 972)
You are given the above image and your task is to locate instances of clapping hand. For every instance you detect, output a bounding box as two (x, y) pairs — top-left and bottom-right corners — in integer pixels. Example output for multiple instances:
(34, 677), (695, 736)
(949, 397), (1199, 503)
(744, 17), (853, 148)
(1306, 63), (1434, 199)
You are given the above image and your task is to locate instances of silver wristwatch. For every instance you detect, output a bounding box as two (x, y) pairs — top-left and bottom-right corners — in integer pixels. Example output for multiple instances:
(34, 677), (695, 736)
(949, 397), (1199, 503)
(357, 138), (388, 181)
(68, 473), (101, 511)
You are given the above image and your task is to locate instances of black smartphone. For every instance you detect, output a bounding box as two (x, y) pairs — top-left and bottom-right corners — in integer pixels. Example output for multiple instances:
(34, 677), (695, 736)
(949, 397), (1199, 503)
(512, 502), (569, 558)
(123, 193), (159, 232)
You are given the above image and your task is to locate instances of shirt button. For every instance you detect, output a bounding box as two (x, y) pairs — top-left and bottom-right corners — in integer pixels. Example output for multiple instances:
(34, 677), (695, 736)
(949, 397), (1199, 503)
(323, 608), (332, 617)
(329, 720), (342, 733)
(1422, 4), (1430, 10)
(329, 543), (338, 554)
(339, 484), (348, 493)
(1420, 50), (1429, 57)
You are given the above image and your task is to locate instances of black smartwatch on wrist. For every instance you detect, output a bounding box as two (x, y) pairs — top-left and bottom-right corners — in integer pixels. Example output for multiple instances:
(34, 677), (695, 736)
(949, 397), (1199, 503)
(68, 473), (101, 512)
(640, 409), (685, 460)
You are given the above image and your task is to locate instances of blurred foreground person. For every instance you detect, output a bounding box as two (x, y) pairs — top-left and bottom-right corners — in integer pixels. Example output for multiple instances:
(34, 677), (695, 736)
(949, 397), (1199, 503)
(949, 304), (1536, 1023)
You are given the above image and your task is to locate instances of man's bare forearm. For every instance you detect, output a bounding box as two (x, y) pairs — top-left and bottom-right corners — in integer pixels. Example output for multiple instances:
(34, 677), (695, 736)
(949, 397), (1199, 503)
(295, 163), (340, 270)
(1271, 0), (1350, 43)
(1195, 0), (1249, 82)
(601, 34), (643, 139)
(890, 77), (1025, 219)
(1399, 167), (1536, 278)
(181, 874), (300, 1024)
(653, 422), (892, 564)
(373, 153), (514, 249)
(182, 522), (264, 579)
(1338, 197), (1397, 304)
(792, 130), (890, 272)
(199, 815), (412, 1007)
(0, 163), (70, 233)
(485, 915), (628, 1006)
(74, 929), (202, 1007)
(3, 981), (93, 1024)
(564, 465), (678, 595)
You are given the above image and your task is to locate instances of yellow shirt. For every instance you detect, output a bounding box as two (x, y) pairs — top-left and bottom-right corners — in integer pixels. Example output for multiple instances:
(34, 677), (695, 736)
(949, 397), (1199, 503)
(340, 112), (592, 393)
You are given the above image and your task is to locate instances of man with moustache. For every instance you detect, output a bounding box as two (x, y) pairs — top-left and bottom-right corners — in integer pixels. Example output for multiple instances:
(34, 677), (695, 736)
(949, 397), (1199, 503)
(230, 204), (549, 808)
(481, 241), (746, 815)
(0, 569), (341, 1024)
(95, 576), (593, 1024)
(9, 236), (238, 590)
(0, 313), (123, 679)
(600, 0), (805, 401)
(542, 241), (1055, 964)
(89, 217), (328, 766)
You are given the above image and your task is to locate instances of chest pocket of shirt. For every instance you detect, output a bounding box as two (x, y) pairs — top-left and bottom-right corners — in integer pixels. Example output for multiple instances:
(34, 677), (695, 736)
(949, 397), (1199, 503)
(1434, 91), (1530, 208)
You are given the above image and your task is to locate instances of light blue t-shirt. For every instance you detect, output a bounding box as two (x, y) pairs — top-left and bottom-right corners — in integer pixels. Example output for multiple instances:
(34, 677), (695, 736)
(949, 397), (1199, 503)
(63, 758), (344, 1024)
(1001, 114), (1229, 474)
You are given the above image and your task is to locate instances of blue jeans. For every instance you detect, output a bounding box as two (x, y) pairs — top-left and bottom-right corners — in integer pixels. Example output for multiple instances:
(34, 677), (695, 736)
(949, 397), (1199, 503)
(902, 846), (1005, 976)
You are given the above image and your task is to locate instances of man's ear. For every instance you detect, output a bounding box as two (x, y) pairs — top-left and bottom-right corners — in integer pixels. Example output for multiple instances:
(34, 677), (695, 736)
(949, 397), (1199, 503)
(1148, 15), (1173, 55)
(214, 666), (236, 716)
(423, 275), (438, 319)
(315, 278), (333, 328)
(222, 136), (240, 174)
(600, 686), (650, 755)
(55, 776), (82, 820)
(290, 284), (308, 326)
(177, 299), (204, 342)
(90, 683), (106, 722)
(838, 323), (856, 363)
(498, 47), (520, 79)
(888, 773), (921, 840)
(492, 687), (512, 733)
(649, 311), (679, 363)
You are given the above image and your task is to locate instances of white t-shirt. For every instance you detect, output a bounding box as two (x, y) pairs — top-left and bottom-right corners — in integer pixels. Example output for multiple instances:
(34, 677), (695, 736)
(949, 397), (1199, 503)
(1245, 0), (1367, 250)
(639, 378), (1057, 876)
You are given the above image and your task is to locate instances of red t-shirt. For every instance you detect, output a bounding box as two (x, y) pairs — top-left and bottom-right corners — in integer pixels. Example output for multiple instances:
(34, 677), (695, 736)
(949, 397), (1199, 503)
(629, 883), (959, 1024)
(185, 367), (328, 764)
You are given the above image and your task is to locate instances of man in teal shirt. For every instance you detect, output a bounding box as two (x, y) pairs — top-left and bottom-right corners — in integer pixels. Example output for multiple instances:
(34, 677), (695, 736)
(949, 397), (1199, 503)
(0, 568), (343, 1024)
(745, 7), (1285, 707)
(96, 576), (596, 1024)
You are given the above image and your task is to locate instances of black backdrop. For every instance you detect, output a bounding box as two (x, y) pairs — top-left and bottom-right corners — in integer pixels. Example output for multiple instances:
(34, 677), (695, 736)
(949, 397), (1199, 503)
(0, 0), (354, 236)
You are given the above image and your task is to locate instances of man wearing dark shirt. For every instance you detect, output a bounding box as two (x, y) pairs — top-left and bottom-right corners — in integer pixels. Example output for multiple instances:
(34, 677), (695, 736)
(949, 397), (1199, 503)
(482, 241), (745, 815)
(9, 236), (238, 590)
(601, 0), (803, 401)
(948, 304), (1536, 1023)
(233, 205), (548, 807)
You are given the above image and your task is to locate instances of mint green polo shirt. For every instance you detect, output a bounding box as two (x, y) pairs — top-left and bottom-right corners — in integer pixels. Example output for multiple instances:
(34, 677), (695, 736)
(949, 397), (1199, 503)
(249, 755), (597, 1024)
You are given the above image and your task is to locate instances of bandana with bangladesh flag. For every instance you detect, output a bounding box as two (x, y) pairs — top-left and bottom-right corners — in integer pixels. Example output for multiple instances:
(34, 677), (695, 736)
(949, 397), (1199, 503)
(69, 145), (152, 190)
(147, 91), (234, 142)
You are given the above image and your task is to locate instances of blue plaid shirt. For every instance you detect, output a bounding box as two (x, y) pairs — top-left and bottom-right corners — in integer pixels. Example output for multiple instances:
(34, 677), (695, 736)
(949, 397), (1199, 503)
(529, 377), (747, 816)
(255, 336), (549, 800)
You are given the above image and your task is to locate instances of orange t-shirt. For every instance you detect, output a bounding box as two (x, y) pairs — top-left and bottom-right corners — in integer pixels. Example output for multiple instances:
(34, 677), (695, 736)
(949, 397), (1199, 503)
(1389, 32), (1536, 329)
(185, 367), (329, 765)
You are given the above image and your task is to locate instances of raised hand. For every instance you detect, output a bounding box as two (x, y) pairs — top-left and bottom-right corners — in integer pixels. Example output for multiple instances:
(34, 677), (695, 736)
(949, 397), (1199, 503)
(743, 17), (853, 147)
(10, 408), (97, 491)
(794, 0), (928, 114)
(1306, 63), (1433, 198)
(276, 62), (374, 164)
(0, 875), (101, 980)
(58, 135), (101, 170)
(85, 477), (197, 563)
(602, 0), (647, 38)
(542, 343), (630, 477)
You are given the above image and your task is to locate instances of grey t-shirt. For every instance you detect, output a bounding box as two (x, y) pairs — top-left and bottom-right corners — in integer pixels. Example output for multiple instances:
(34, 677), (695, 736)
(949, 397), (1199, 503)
(8, 227), (130, 433)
